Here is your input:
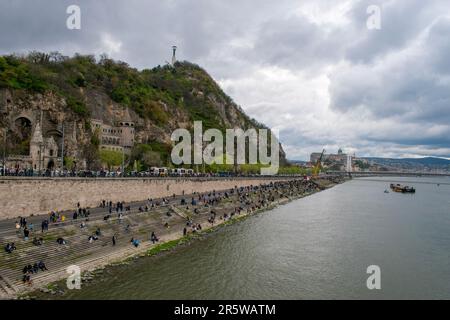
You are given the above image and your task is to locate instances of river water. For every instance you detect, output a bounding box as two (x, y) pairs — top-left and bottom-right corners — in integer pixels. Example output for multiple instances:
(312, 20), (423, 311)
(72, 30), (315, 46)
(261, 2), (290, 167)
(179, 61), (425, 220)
(58, 177), (450, 300)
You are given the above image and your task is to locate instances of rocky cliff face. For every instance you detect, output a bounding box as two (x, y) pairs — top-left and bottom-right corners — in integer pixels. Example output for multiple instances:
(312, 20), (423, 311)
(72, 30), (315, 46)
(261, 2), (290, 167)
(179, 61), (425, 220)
(0, 89), (90, 161)
(0, 53), (286, 168)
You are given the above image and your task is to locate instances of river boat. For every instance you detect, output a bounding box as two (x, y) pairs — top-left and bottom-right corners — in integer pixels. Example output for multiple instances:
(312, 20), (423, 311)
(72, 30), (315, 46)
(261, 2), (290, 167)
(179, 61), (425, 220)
(390, 183), (416, 193)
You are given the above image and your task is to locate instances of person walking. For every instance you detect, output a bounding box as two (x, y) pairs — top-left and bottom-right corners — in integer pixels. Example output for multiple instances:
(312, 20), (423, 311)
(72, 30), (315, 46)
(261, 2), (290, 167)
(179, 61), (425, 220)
(150, 232), (159, 244)
(23, 227), (30, 241)
(15, 221), (21, 236)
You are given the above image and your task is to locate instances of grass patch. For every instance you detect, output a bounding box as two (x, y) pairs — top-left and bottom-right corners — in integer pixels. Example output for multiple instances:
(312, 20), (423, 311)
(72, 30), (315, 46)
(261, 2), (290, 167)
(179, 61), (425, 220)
(146, 236), (191, 257)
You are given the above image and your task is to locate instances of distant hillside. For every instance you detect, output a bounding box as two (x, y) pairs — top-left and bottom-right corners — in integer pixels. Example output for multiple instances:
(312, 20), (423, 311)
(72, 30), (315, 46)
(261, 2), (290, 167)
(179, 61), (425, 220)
(0, 52), (286, 170)
(289, 160), (308, 165)
(363, 157), (450, 171)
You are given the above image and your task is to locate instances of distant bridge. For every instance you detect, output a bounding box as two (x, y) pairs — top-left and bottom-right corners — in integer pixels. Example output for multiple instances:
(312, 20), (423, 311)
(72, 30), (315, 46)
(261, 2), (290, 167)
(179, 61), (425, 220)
(326, 171), (450, 178)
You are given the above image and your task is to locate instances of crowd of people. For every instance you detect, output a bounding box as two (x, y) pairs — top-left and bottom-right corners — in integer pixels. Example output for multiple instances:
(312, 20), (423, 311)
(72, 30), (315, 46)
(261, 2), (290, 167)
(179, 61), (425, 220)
(2, 176), (333, 291)
(22, 261), (47, 285)
(1, 166), (302, 179)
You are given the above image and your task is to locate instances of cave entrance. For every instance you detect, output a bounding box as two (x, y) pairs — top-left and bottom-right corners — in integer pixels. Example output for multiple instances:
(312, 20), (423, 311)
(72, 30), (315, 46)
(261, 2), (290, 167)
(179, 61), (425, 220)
(12, 117), (33, 155)
(47, 159), (55, 170)
(14, 117), (32, 139)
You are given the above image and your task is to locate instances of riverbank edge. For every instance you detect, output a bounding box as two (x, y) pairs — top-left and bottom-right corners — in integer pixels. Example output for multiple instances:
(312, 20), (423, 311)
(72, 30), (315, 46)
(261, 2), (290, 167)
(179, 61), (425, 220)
(17, 178), (346, 300)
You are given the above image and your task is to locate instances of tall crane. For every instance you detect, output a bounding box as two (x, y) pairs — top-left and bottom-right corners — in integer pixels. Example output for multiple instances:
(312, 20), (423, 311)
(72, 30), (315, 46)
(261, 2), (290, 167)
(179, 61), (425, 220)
(312, 149), (325, 177)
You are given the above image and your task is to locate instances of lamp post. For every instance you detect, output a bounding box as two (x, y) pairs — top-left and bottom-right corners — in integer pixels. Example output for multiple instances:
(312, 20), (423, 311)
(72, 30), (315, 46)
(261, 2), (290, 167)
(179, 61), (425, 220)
(2, 129), (6, 176)
(121, 147), (125, 177)
(39, 142), (43, 176)
(202, 140), (206, 174)
(61, 122), (65, 170)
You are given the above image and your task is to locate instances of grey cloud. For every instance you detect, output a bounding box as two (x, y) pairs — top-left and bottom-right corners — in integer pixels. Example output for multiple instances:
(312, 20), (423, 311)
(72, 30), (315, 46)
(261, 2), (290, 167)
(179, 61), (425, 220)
(344, 0), (447, 63)
(329, 15), (450, 127)
(1, 0), (450, 160)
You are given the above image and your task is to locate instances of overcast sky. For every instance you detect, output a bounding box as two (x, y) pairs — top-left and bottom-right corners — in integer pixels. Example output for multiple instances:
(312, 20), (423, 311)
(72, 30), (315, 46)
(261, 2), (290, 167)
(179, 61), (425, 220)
(1, 0), (449, 160)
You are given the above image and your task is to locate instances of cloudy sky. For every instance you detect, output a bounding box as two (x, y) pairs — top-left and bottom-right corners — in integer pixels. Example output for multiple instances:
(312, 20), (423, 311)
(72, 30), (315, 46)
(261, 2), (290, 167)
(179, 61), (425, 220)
(1, 0), (450, 160)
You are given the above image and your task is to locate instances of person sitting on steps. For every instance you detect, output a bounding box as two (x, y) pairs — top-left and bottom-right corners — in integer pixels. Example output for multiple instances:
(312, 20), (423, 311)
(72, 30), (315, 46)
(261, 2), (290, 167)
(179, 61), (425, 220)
(88, 235), (99, 243)
(32, 237), (43, 246)
(4, 242), (16, 253)
(130, 238), (140, 247)
(38, 260), (48, 271)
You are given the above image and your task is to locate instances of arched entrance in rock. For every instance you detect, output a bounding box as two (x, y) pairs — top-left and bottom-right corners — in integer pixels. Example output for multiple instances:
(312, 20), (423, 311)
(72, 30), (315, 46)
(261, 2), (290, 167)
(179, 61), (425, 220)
(12, 116), (33, 155)
(46, 129), (63, 156)
(14, 117), (32, 138)
(47, 159), (55, 170)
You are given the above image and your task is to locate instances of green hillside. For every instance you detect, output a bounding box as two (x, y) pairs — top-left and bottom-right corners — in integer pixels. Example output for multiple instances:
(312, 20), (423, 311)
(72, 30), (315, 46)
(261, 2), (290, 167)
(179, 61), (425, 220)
(0, 52), (289, 172)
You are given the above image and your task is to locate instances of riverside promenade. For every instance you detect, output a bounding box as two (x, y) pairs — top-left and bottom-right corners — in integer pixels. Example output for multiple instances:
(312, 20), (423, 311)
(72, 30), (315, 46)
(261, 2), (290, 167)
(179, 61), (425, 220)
(0, 176), (299, 219)
(0, 176), (345, 299)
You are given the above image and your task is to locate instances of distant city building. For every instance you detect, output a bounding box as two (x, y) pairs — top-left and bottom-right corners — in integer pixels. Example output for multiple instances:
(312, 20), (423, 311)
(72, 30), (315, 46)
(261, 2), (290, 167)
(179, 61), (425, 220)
(310, 149), (355, 172)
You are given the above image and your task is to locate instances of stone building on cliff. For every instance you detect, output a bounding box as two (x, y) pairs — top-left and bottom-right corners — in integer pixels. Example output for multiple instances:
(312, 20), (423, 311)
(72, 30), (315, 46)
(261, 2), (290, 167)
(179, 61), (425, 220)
(90, 108), (135, 154)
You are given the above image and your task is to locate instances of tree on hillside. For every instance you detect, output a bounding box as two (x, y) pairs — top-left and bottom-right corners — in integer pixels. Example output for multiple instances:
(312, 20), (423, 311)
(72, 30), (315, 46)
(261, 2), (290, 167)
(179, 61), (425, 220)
(142, 150), (163, 168)
(99, 150), (123, 170)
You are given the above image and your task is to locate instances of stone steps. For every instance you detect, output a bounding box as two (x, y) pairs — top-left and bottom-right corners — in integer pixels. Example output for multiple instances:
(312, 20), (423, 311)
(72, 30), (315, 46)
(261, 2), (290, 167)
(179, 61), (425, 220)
(0, 274), (17, 297)
(11, 222), (202, 295)
(0, 180), (317, 297)
(0, 206), (163, 240)
(0, 206), (196, 292)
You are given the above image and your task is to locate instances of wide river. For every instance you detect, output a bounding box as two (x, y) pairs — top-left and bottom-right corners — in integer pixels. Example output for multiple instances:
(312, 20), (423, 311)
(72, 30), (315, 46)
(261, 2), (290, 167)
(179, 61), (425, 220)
(59, 177), (450, 300)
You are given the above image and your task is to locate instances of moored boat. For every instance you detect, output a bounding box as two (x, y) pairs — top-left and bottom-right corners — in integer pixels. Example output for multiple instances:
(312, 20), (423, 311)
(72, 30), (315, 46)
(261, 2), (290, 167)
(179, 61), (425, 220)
(390, 183), (416, 193)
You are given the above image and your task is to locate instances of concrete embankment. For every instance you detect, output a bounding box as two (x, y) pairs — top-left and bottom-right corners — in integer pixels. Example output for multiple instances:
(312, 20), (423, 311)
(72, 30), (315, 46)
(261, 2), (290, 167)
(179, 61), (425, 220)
(0, 177), (293, 220)
(0, 177), (346, 299)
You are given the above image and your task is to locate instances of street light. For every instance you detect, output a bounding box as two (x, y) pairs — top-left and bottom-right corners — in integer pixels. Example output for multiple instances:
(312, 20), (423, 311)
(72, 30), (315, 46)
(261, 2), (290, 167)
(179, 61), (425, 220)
(60, 122), (65, 170)
(2, 129), (6, 176)
(121, 146), (125, 177)
(39, 142), (43, 176)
